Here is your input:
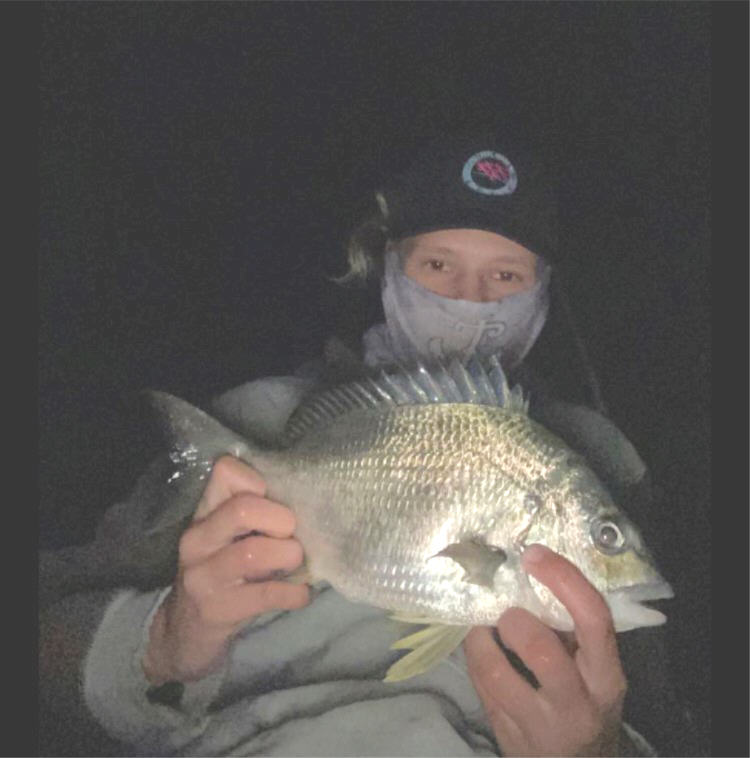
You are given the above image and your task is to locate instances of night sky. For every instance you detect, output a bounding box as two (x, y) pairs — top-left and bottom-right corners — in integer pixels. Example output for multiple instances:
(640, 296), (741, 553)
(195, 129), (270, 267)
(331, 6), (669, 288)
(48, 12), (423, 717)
(38, 2), (718, 753)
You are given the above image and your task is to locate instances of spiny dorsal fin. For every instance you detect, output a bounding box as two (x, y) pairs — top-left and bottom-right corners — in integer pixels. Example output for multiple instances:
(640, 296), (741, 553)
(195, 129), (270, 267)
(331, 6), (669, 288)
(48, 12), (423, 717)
(283, 355), (528, 444)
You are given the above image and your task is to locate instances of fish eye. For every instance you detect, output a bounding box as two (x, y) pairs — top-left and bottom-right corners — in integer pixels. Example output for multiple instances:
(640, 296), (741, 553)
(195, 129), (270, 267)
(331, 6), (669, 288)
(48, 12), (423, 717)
(591, 518), (627, 555)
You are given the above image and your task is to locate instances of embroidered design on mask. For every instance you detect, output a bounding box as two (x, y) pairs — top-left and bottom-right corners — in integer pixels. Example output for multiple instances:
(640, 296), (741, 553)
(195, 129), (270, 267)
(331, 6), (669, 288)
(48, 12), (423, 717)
(422, 320), (508, 362)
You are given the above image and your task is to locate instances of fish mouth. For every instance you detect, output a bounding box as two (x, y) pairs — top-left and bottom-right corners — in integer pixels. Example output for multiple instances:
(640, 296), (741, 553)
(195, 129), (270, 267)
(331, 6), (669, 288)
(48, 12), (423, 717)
(606, 581), (674, 632)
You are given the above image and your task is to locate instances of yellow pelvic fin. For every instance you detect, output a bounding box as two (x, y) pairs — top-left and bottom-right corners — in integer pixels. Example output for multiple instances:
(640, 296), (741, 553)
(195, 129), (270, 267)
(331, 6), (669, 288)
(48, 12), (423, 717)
(390, 623), (456, 650)
(384, 624), (470, 683)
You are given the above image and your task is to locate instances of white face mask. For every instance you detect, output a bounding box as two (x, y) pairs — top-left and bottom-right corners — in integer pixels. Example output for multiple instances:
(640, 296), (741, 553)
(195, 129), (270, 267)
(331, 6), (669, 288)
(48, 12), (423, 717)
(364, 248), (550, 369)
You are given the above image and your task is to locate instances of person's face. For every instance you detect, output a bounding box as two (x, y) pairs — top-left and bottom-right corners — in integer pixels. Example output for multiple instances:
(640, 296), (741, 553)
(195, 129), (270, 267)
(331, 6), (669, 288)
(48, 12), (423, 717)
(401, 229), (538, 303)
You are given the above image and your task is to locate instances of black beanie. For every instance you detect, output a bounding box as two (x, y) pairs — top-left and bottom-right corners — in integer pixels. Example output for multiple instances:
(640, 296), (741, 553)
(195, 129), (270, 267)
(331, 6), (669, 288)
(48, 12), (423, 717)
(379, 132), (558, 262)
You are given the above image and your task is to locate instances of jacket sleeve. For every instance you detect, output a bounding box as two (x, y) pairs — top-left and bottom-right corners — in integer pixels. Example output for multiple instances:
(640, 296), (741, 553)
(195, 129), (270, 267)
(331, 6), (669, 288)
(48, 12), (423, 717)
(81, 587), (229, 755)
(40, 585), (226, 756)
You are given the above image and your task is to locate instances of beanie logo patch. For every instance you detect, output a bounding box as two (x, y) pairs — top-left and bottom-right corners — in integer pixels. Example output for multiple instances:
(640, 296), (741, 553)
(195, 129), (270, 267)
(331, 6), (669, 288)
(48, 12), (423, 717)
(462, 151), (518, 196)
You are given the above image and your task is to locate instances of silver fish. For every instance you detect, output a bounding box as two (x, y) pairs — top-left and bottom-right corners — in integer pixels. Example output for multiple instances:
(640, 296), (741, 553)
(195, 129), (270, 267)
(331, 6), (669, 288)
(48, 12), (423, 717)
(151, 356), (673, 681)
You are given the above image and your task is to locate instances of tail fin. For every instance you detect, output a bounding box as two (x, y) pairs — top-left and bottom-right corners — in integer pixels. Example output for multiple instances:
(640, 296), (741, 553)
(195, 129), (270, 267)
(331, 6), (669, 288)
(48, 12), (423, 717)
(144, 390), (265, 534)
(148, 390), (259, 461)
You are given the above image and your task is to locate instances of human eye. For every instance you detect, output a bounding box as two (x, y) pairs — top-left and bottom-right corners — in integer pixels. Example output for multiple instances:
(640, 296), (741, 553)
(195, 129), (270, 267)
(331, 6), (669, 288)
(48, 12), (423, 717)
(490, 269), (521, 282)
(422, 257), (451, 273)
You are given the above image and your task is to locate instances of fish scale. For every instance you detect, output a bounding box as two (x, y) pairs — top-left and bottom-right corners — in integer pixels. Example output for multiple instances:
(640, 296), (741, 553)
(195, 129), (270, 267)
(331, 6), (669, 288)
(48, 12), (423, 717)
(256, 403), (557, 625)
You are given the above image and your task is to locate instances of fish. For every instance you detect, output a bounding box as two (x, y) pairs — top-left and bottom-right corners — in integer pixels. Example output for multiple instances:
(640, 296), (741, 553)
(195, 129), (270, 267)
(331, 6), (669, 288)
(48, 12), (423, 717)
(149, 356), (673, 682)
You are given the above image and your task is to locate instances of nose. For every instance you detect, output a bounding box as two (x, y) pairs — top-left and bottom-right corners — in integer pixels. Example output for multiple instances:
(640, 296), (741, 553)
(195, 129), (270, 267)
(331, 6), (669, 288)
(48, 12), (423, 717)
(453, 273), (492, 302)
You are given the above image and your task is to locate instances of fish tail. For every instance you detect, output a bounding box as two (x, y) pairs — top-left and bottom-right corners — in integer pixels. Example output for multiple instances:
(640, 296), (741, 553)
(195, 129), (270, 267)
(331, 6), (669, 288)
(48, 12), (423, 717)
(144, 390), (273, 533)
(147, 389), (266, 463)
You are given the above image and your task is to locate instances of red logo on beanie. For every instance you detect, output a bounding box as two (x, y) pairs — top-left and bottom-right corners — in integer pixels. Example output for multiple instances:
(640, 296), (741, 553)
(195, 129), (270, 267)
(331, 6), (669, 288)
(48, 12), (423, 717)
(462, 151), (517, 196)
(475, 159), (510, 183)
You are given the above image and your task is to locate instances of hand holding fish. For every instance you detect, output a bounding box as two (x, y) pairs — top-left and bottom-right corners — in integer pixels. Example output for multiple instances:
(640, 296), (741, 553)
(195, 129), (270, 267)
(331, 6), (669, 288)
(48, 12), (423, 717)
(143, 456), (310, 685)
(464, 544), (626, 757)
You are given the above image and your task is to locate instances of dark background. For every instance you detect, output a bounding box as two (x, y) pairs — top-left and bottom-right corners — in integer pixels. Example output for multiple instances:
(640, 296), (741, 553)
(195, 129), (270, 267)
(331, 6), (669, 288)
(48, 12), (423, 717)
(39, 2), (716, 754)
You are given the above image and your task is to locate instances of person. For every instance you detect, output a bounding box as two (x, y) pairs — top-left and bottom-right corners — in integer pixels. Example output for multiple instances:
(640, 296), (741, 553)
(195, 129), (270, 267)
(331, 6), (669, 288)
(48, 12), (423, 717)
(40, 133), (676, 756)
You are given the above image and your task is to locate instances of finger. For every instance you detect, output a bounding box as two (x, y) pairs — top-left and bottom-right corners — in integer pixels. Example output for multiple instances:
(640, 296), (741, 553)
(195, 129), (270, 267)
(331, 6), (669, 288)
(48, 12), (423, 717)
(204, 579), (311, 626)
(464, 626), (540, 724)
(522, 544), (623, 689)
(181, 493), (297, 564)
(496, 607), (587, 705)
(199, 536), (305, 588)
(195, 456), (268, 520)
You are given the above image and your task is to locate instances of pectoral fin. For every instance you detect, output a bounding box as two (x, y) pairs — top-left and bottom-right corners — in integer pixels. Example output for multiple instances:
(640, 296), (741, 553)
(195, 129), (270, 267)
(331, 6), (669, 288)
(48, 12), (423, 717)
(385, 623), (470, 683)
(431, 540), (507, 589)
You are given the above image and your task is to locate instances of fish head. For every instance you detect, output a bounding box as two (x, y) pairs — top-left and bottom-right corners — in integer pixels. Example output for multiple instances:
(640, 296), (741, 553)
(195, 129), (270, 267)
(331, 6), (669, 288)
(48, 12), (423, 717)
(520, 456), (673, 633)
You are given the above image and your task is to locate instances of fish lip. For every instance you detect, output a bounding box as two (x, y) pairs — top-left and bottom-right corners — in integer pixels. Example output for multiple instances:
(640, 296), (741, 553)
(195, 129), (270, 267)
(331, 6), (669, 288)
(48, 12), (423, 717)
(606, 581), (674, 631)
(610, 581), (675, 603)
